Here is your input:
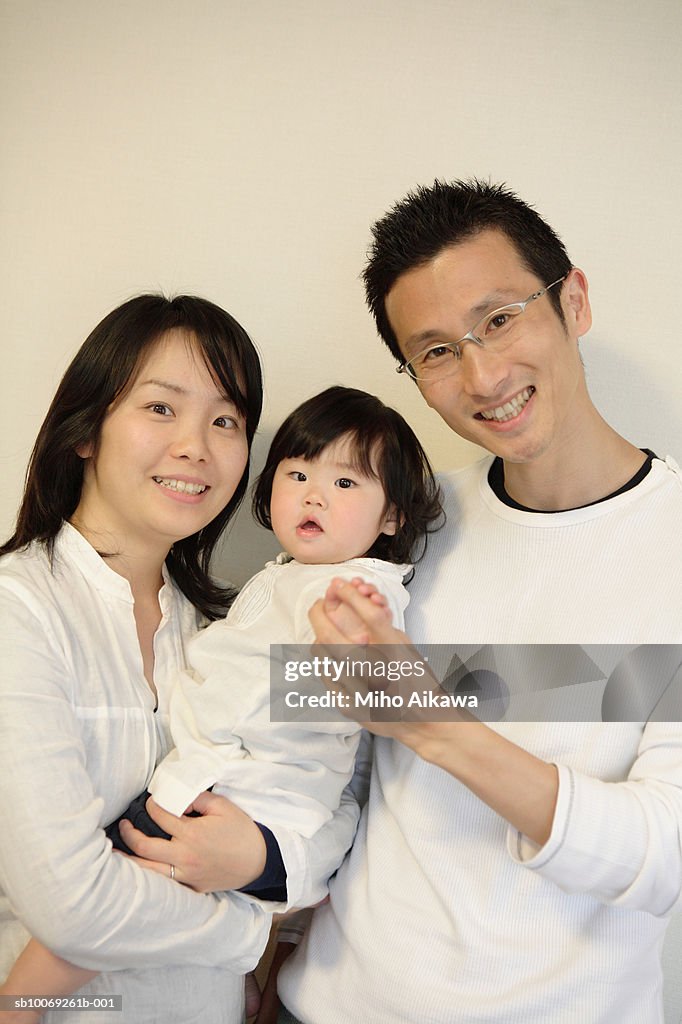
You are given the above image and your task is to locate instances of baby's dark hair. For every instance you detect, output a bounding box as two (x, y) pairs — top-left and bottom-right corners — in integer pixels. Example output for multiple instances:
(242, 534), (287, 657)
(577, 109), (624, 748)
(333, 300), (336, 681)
(252, 386), (443, 565)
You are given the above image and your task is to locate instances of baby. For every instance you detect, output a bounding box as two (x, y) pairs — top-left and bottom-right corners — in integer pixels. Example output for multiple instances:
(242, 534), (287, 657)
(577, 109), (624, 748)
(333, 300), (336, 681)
(3, 386), (442, 1013)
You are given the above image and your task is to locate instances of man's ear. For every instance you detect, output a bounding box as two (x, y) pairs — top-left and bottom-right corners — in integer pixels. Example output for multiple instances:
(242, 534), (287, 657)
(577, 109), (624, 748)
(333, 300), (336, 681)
(562, 267), (592, 337)
(381, 506), (404, 536)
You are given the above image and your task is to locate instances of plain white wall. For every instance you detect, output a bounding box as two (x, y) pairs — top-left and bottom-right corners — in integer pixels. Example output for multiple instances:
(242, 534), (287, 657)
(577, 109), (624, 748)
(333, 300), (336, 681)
(2, 0), (681, 1015)
(2, 0), (681, 585)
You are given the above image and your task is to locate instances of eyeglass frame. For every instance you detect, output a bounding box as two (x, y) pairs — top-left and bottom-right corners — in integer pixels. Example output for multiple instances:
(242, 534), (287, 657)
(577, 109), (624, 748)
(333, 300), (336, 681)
(396, 275), (567, 382)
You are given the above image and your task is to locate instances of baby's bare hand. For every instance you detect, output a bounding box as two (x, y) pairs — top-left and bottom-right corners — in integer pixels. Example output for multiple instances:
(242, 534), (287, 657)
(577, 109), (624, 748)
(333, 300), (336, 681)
(348, 577), (389, 607)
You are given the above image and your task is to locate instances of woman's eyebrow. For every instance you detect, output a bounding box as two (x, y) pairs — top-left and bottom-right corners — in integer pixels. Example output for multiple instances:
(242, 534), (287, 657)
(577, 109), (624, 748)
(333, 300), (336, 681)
(137, 378), (186, 393)
(137, 378), (237, 405)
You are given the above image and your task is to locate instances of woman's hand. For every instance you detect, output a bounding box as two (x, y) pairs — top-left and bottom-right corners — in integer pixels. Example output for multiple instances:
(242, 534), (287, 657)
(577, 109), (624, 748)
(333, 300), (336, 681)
(118, 791), (266, 892)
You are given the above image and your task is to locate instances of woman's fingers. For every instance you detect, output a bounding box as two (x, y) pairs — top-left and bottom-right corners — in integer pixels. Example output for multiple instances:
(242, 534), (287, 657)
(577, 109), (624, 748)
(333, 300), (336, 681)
(120, 792), (267, 893)
(123, 850), (184, 883)
(114, 835), (184, 884)
(143, 795), (188, 835)
(117, 797), (200, 882)
(185, 789), (228, 816)
(117, 817), (176, 864)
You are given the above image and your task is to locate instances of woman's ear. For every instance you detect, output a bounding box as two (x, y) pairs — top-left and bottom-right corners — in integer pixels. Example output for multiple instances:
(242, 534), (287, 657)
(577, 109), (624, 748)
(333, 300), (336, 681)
(76, 441), (94, 459)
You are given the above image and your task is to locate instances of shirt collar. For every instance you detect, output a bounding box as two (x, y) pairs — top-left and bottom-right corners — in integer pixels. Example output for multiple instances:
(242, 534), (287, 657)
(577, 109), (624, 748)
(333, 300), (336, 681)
(55, 522), (136, 603)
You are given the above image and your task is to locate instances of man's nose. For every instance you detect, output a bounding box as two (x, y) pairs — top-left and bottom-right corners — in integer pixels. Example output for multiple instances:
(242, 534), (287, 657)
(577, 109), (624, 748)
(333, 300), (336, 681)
(458, 341), (510, 398)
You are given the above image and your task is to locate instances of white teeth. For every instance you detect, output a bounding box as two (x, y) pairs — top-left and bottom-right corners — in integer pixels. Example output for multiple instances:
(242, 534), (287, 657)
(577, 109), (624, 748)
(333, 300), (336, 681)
(153, 477), (207, 495)
(480, 387), (534, 422)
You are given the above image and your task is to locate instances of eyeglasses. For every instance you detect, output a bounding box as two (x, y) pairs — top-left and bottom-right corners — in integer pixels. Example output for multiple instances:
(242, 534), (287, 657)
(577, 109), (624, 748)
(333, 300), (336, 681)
(396, 276), (566, 383)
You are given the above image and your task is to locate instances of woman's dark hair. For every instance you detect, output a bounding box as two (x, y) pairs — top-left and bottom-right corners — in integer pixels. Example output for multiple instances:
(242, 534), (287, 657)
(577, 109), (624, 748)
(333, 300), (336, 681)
(253, 386), (443, 566)
(363, 179), (573, 360)
(1, 294), (263, 619)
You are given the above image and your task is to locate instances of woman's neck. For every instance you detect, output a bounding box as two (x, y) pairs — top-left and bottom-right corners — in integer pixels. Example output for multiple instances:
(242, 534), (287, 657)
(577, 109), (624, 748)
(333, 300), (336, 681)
(69, 515), (165, 696)
(68, 514), (167, 599)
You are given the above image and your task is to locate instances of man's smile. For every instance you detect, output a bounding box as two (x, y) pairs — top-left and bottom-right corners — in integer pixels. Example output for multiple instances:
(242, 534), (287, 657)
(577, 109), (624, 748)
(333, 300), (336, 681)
(475, 386), (535, 423)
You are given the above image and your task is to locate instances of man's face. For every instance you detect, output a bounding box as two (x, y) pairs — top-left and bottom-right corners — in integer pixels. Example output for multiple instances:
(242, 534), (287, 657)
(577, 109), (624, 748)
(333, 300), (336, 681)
(385, 229), (593, 466)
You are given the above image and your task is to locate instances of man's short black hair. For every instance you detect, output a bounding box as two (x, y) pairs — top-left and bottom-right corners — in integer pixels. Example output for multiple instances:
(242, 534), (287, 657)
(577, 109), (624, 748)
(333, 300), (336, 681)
(363, 179), (573, 360)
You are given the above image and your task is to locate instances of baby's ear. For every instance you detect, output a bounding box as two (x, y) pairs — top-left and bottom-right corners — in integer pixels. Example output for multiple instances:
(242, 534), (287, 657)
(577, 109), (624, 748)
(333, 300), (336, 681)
(381, 505), (404, 536)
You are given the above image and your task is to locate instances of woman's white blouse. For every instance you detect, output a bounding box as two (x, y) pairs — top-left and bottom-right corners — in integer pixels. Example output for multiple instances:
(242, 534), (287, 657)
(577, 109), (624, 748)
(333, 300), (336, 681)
(0, 525), (293, 1022)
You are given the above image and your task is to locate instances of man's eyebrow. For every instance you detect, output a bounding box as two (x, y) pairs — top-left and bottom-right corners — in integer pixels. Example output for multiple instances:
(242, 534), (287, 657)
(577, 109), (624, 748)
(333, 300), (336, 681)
(404, 290), (518, 353)
(469, 290), (517, 318)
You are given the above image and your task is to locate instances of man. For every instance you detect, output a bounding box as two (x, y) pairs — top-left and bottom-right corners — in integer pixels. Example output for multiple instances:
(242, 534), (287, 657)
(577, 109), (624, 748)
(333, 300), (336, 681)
(277, 181), (682, 1023)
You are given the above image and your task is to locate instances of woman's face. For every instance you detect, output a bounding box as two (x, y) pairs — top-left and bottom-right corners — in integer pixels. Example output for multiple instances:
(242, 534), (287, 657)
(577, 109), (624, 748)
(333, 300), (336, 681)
(74, 328), (249, 562)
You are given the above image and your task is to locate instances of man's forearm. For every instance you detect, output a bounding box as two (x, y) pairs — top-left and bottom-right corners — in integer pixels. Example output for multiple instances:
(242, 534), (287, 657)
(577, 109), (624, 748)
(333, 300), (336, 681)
(408, 720), (559, 846)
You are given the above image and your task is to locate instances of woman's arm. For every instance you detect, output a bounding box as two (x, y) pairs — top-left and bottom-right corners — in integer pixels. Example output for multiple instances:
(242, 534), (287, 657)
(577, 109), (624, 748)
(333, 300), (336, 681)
(118, 764), (362, 911)
(0, 587), (271, 974)
(118, 707), (373, 910)
(0, 939), (96, 1002)
(116, 789), (267, 890)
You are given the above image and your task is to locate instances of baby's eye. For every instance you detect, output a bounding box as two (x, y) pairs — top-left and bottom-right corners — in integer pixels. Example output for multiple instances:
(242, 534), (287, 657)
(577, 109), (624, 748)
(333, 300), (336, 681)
(335, 477), (355, 489)
(288, 471), (308, 482)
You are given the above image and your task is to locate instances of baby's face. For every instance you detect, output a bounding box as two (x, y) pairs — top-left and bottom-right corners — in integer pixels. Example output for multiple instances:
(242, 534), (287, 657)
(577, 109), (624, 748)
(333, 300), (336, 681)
(269, 438), (397, 564)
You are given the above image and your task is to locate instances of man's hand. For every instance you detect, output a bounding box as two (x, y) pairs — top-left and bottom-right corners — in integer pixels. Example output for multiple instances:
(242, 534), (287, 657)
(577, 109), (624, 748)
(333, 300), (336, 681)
(309, 578), (559, 847)
(311, 577), (394, 645)
(118, 791), (266, 892)
(309, 577), (461, 739)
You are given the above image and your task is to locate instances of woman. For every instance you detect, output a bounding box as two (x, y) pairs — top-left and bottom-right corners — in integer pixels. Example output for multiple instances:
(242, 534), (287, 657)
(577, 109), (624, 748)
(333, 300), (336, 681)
(0, 295), (357, 1023)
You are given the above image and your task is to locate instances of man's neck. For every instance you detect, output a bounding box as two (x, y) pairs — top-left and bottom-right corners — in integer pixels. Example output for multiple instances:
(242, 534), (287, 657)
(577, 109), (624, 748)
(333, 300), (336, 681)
(501, 418), (647, 512)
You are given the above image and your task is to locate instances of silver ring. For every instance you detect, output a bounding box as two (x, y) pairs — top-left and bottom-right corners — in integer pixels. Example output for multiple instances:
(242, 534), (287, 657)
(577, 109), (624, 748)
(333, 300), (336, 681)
(170, 864), (176, 881)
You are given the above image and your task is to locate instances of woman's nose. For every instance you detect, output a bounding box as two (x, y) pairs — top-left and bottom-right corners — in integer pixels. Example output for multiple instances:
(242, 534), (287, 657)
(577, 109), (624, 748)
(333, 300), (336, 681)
(169, 423), (210, 462)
